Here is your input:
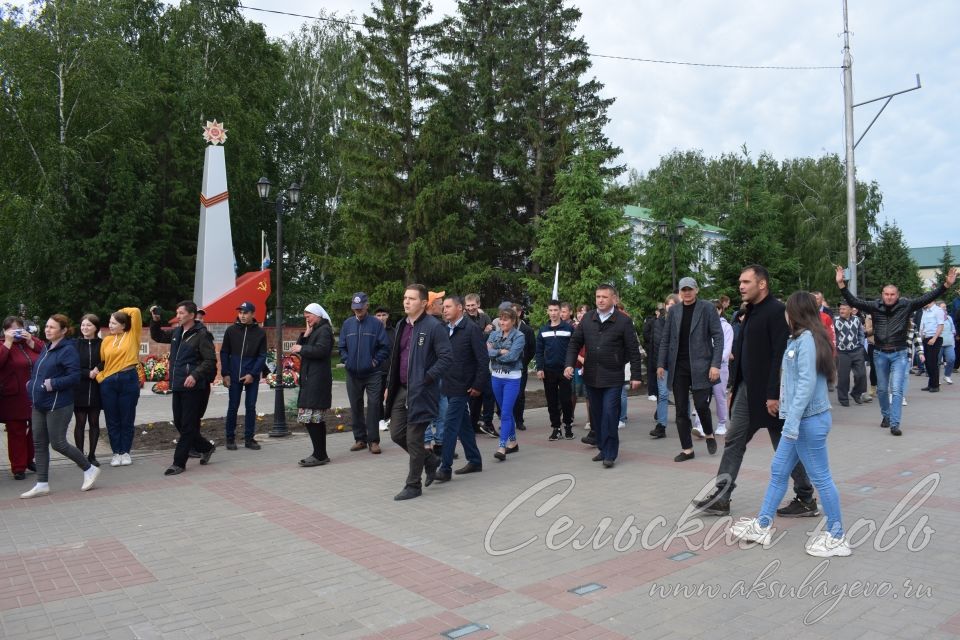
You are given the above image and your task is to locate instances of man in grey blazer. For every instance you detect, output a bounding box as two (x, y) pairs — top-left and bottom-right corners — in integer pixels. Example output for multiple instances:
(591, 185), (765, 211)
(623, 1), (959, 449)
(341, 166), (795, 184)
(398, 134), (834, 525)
(657, 277), (723, 462)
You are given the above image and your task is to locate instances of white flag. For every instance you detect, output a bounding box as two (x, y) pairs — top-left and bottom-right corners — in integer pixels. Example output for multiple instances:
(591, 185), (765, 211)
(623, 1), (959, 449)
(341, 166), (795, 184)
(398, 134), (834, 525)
(552, 262), (560, 300)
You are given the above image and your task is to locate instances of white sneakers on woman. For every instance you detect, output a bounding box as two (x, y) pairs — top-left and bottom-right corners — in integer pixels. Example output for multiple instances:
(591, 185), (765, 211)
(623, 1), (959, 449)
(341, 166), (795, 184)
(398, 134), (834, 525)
(120, 453), (132, 466)
(20, 483), (50, 499)
(729, 517), (773, 546)
(81, 466), (100, 491)
(110, 454), (121, 467)
(805, 532), (852, 557)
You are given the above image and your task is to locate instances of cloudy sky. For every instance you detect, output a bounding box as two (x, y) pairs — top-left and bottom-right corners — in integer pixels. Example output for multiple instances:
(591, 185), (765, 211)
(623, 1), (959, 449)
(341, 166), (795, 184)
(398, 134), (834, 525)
(192, 0), (956, 250)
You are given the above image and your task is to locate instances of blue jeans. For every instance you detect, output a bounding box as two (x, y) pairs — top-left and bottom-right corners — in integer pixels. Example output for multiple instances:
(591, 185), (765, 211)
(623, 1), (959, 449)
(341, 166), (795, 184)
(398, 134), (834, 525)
(942, 345), (956, 379)
(424, 395), (448, 446)
(656, 373), (669, 425)
(225, 378), (260, 440)
(100, 368), (139, 454)
(619, 384), (628, 423)
(440, 395), (482, 472)
(874, 349), (909, 428)
(491, 377), (521, 447)
(586, 385), (621, 461)
(757, 410), (843, 538)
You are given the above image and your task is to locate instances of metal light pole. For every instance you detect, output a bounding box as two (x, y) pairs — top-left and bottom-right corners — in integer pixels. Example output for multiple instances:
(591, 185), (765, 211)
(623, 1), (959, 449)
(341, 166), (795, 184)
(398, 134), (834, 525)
(257, 177), (301, 438)
(658, 222), (685, 292)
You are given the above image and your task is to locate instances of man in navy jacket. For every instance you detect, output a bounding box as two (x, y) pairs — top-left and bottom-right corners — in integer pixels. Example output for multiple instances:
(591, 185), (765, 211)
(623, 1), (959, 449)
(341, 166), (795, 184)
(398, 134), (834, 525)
(536, 300), (575, 441)
(220, 302), (267, 450)
(340, 292), (390, 454)
(385, 284), (453, 500)
(435, 295), (489, 482)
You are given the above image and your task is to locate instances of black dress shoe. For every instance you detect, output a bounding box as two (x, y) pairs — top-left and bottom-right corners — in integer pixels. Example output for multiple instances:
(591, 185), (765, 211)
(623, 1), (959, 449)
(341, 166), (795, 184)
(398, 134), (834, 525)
(394, 486), (422, 500)
(602, 459), (615, 468)
(200, 444), (216, 465)
(517, 423), (526, 431)
(581, 434), (597, 446)
(881, 417), (890, 429)
(890, 427), (902, 436)
(164, 465), (184, 476)
(434, 470), (452, 483)
(852, 395), (863, 405)
(649, 424), (666, 439)
(706, 438), (717, 455)
(424, 455), (440, 486)
(929, 387), (939, 393)
(454, 462), (482, 474)
(591, 453), (603, 462)
(13, 471), (25, 480)
(838, 401), (849, 407)
(921, 386), (931, 391)
(493, 450), (507, 461)
(674, 451), (695, 462)
(505, 444), (519, 454)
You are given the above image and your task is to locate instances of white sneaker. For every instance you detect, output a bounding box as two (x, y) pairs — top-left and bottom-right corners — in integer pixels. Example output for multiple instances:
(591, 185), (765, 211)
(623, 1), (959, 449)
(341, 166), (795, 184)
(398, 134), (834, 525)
(729, 517), (772, 546)
(110, 454), (121, 467)
(946, 377), (953, 385)
(120, 453), (132, 466)
(81, 466), (100, 491)
(617, 420), (626, 430)
(691, 425), (706, 439)
(902, 398), (908, 406)
(20, 483), (50, 499)
(806, 531), (852, 558)
(715, 423), (727, 436)
(647, 395), (657, 401)
(379, 419), (389, 431)
(583, 422), (591, 431)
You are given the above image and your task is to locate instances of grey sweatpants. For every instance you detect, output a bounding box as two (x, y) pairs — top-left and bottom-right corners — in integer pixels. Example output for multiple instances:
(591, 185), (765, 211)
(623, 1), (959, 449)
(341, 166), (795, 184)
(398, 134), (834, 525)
(33, 405), (90, 482)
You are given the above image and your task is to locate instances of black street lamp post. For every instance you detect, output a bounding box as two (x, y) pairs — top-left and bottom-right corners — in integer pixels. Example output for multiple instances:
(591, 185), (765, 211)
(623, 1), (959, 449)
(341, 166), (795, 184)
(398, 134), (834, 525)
(256, 176), (301, 438)
(658, 222), (686, 292)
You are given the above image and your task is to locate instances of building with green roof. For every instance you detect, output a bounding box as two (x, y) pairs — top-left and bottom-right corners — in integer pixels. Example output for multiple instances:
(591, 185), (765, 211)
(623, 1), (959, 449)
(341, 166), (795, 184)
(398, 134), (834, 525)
(622, 205), (726, 273)
(909, 244), (957, 288)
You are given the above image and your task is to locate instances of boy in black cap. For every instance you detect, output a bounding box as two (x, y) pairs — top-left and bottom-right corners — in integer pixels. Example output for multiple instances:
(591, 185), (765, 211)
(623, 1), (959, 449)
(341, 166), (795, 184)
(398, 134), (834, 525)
(220, 301), (268, 450)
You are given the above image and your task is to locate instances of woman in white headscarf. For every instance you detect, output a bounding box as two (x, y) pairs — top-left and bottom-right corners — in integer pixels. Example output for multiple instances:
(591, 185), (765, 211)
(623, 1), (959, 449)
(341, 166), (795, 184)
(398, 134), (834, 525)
(290, 303), (333, 466)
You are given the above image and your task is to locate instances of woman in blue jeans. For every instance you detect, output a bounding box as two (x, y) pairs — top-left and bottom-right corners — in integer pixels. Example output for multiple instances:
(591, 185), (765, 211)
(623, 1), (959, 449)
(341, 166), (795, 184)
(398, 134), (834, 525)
(730, 291), (850, 558)
(487, 307), (525, 461)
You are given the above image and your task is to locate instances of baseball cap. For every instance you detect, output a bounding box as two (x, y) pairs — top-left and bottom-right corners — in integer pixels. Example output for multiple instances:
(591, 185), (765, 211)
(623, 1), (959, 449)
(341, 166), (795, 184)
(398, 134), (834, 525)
(351, 292), (369, 309)
(497, 301), (514, 311)
(236, 301), (255, 312)
(678, 277), (698, 290)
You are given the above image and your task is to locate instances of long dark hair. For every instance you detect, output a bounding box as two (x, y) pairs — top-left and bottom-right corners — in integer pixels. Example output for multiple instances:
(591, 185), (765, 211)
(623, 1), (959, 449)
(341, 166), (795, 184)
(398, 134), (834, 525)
(785, 291), (836, 384)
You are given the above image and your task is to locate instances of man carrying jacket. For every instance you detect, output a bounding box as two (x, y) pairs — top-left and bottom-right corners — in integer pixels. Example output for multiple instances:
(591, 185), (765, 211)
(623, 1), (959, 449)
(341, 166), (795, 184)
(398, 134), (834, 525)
(151, 301), (218, 476)
(385, 284), (453, 500)
(220, 302), (267, 451)
(657, 277), (723, 462)
(435, 295), (489, 482)
(835, 265), (956, 435)
(536, 300), (575, 441)
(340, 292), (390, 454)
(564, 284), (643, 468)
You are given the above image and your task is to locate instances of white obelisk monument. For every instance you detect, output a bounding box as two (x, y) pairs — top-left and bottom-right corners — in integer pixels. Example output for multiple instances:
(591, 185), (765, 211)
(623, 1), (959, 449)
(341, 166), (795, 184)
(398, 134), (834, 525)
(194, 120), (237, 307)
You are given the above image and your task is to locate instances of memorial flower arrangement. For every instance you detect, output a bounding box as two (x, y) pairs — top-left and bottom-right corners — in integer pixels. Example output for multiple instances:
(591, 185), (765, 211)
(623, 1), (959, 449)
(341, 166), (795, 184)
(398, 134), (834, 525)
(143, 354), (169, 382)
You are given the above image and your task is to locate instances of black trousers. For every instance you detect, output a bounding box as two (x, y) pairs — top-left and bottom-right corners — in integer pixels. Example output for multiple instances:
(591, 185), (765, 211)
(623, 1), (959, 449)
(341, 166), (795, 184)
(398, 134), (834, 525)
(923, 337), (943, 389)
(672, 367), (713, 450)
(645, 349), (657, 396)
(837, 348), (867, 403)
(542, 369), (573, 428)
(172, 390), (214, 468)
(389, 386), (437, 489)
(867, 344), (878, 387)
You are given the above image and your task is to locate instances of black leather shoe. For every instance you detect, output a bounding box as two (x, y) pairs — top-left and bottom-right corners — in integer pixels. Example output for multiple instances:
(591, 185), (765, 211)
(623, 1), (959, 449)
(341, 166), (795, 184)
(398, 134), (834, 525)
(929, 387), (939, 393)
(649, 424), (666, 439)
(394, 486), (422, 500)
(245, 439), (261, 450)
(891, 427), (903, 436)
(226, 439), (238, 450)
(505, 444), (519, 454)
(881, 416), (890, 429)
(921, 386), (931, 391)
(434, 470), (452, 483)
(674, 451), (695, 462)
(26, 461), (36, 472)
(706, 438), (717, 455)
(164, 465), (184, 476)
(424, 455), (440, 486)
(13, 471), (25, 480)
(602, 459), (615, 468)
(691, 491), (730, 516)
(838, 401), (849, 407)
(581, 434), (597, 446)
(852, 395), (863, 405)
(200, 444), (216, 465)
(493, 450), (507, 461)
(454, 462), (482, 474)
(591, 453), (603, 462)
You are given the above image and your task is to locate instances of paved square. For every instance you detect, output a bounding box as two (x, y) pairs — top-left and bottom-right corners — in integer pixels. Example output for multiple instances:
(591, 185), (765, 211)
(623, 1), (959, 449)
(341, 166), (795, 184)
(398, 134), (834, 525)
(1, 380), (958, 639)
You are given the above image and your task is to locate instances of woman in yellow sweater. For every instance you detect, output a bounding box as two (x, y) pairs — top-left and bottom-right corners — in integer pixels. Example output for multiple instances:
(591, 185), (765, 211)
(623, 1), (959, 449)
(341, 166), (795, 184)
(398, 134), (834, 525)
(97, 307), (143, 467)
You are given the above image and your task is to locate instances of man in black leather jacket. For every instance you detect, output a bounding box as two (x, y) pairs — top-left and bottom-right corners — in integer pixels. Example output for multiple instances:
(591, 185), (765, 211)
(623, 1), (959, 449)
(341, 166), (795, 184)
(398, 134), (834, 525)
(835, 265), (957, 435)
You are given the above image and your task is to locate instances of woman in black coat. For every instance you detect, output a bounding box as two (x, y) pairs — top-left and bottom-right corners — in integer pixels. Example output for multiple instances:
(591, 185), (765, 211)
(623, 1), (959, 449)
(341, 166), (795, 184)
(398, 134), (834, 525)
(291, 303), (333, 467)
(74, 314), (104, 467)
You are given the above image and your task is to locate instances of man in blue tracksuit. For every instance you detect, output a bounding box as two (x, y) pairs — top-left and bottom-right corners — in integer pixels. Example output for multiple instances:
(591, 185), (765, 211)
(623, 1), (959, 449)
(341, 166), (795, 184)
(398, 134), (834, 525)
(536, 300), (575, 441)
(220, 302), (267, 450)
(340, 292), (390, 454)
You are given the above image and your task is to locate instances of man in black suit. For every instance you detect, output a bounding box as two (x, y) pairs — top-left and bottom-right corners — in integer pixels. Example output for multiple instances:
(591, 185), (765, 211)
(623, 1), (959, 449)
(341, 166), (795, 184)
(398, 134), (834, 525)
(691, 265), (816, 517)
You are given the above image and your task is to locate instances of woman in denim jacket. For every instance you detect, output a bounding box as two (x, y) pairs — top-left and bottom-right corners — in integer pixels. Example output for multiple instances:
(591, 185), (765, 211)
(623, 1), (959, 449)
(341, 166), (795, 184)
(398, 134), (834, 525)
(731, 291), (850, 557)
(487, 307), (525, 461)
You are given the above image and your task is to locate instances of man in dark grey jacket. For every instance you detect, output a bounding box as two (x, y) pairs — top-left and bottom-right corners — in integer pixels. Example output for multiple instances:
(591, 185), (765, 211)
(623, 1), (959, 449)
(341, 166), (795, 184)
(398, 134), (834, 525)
(384, 284), (453, 500)
(564, 284), (643, 468)
(657, 277), (723, 462)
